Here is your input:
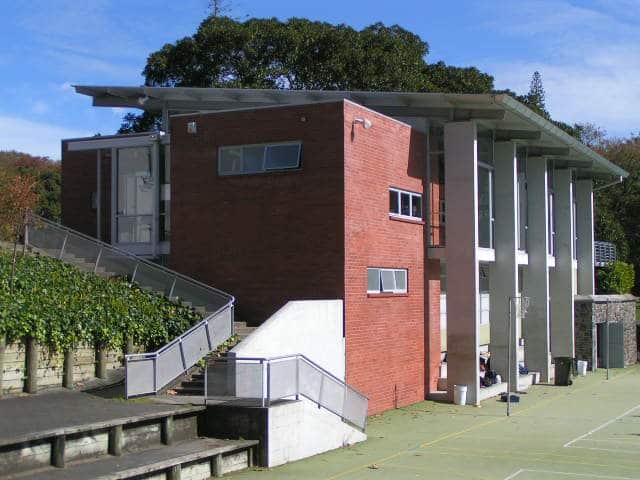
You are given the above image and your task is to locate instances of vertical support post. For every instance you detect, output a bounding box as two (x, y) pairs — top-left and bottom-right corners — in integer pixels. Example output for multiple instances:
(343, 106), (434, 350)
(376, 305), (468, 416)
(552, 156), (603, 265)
(295, 356), (300, 400)
(266, 361), (271, 407)
(523, 157), (551, 382)
(318, 372), (324, 409)
(63, 349), (74, 388)
(0, 336), (5, 397)
(260, 359), (265, 407)
(550, 169), (576, 358)
(52, 435), (65, 468)
(162, 415), (174, 445)
(93, 247), (103, 274)
(131, 262), (139, 283)
(95, 344), (107, 379)
(211, 453), (223, 478)
(167, 464), (181, 480)
(108, 425), (123, 456)
(111, 147), (117, 246)
(58, 233), (69, 260)
(151, 141), (160, 258)
(490, 141), (520, 388)
(25, 336), (38, 394)
(96, 149), (102, 240)
(576, 180), (595, 295)
(444, 121), (480, 405)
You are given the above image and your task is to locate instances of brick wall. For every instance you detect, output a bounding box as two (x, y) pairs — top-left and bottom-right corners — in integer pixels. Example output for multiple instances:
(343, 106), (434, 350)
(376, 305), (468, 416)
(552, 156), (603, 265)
(61, 143), (111, 242)
(170, 103), (346, 324)
(343, 101), (433, 414)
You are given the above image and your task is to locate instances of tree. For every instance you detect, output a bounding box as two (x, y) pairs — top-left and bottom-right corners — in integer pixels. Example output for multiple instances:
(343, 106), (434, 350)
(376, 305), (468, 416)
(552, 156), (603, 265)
(0, 170), (39, 293)
(522, 71), (548, 117)
(120, 16), (494, 133)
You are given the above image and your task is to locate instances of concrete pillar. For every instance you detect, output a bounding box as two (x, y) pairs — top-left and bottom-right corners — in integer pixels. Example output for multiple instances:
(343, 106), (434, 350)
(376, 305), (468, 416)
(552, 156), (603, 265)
(523, 157), (551, 382)
(576, 180), (595, 295)
(490, 142), (519, 388)
(550, 169), (575, 357)
(444, 121), (480, 405)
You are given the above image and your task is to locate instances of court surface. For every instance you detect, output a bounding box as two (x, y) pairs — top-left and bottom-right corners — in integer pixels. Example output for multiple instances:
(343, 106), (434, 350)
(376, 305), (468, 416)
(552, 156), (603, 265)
(231, 364), (640, 480)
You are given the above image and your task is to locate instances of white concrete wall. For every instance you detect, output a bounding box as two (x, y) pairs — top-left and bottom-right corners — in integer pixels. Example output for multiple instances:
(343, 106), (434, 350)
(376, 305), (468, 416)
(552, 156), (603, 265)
(231, 300), (345, 379)
(267, 397), (367, 467)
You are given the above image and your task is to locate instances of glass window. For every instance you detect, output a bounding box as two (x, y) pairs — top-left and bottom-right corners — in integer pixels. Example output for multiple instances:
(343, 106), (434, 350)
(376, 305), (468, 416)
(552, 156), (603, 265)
(367, 268), (408, 294)
(219, 142), (301, 175)
(265, 143), (301, 170)
(477, 166), (493, 248)
(389, 188), (422, 220)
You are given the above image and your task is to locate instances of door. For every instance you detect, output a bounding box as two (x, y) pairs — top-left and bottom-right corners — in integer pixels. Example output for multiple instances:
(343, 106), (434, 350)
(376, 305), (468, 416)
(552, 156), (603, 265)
(115, 145), (157, 256)
(598, 322), (625, 369)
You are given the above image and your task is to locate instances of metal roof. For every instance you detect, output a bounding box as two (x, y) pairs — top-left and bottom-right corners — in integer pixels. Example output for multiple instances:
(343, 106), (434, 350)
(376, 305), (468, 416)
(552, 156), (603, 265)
(73, 85), (628, 179)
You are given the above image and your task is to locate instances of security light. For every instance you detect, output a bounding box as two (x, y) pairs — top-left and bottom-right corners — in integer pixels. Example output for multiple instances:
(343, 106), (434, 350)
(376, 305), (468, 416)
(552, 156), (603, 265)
(353, 118), (372, 129)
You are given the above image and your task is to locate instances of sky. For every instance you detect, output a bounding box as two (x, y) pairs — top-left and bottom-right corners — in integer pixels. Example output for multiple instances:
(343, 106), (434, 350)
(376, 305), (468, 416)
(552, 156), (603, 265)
(0, 0), (638, 159)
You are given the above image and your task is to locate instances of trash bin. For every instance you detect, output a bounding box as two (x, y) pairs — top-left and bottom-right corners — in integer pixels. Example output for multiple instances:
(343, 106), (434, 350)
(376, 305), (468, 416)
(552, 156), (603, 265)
(576, 360), (588, 376)
(453, 385), (467, 405)
(554, 357), (574, 386)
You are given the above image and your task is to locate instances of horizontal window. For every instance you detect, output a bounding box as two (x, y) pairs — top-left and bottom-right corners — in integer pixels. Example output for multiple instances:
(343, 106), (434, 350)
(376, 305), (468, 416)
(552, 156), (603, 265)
(389, 188), (422, 220)
(367, 268), (408, 294)
(218, 141), (302, 176)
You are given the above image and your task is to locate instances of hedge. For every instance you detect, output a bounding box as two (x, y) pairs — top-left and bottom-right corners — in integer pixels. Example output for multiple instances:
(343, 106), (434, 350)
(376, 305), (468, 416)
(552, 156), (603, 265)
(0, 250), (202, 352)
(597, 260), (635, 295)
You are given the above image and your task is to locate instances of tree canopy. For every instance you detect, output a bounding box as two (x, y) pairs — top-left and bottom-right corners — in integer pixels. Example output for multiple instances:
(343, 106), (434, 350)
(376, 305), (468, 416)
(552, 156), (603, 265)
(119, 16), (495, 132)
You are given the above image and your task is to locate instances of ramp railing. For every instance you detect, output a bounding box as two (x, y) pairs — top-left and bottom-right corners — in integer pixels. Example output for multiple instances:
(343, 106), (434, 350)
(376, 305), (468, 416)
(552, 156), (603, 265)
(25, 215), (235, 398)
(205, 354), (368, 431)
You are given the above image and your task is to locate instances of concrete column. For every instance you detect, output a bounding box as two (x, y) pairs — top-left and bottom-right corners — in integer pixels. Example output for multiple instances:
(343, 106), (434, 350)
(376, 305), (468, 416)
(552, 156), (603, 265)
(489, 142), (519, 388)
(576, 180), (595, 295)
(523, 157), (551, 382)
(549, 169), (575, 358)
(444, 121), (480, 405)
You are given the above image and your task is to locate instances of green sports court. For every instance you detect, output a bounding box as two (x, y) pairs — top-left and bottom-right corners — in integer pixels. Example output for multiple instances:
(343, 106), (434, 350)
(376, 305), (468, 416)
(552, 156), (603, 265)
(232, 365), (640, 480)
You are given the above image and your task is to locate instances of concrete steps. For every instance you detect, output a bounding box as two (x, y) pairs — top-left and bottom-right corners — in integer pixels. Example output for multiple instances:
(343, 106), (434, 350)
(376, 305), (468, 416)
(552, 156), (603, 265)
(0, 391), (257, 479)
(4, 438), (257, 479)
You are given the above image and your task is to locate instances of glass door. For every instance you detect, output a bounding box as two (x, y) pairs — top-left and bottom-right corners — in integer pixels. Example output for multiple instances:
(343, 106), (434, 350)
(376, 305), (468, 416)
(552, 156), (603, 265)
(115, 146), (156, 255)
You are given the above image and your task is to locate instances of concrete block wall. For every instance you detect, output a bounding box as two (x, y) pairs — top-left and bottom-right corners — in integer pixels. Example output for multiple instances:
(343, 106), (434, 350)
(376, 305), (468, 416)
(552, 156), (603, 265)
(1, 342), (122, 395)
(574, 294), (638, 368)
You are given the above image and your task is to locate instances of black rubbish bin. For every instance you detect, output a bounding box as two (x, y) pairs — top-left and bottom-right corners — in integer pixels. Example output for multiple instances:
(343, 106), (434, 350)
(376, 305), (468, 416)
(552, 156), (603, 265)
(554, 357), (574, 386)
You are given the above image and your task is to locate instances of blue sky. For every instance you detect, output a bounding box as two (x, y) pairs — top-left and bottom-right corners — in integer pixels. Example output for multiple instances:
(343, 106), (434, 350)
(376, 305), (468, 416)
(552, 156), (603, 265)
(1, 0), (638, 159)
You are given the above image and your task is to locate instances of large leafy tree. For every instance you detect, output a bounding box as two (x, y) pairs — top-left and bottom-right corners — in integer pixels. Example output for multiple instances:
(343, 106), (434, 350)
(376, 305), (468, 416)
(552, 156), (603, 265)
(120, 16), (494, 132)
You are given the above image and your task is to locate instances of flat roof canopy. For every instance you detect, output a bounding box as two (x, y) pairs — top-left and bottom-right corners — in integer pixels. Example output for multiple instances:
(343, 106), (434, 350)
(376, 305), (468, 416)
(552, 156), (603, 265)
(74, 86), (627, 179)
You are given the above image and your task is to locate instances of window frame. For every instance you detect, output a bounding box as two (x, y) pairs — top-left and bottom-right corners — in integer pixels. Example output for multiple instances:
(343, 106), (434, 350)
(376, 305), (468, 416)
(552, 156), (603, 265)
(367, 267), (408, 294)
(218, 141), (302, 176)
(388, 187), (423, 221)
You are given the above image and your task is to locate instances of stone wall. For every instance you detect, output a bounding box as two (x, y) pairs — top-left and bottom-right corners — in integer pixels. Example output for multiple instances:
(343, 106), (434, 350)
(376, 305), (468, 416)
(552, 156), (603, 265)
(0, 342), (122, 396)
(574, 294), (638, 369)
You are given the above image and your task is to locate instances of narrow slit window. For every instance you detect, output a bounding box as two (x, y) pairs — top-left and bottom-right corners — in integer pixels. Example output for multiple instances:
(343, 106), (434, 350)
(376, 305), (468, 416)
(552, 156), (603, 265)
(219, 141), (301, 175)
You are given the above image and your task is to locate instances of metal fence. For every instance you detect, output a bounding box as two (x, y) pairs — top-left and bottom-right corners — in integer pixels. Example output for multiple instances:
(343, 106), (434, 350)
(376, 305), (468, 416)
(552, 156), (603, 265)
(205, 355), (368, 431)
(595, 241), (617, 267)
(25, 215), (235, 398)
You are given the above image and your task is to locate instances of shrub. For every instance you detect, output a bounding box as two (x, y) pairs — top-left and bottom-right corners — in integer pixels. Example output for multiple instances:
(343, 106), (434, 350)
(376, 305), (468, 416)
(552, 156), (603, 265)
(0, 250), (202, 352)
(597, 260), (635, 295)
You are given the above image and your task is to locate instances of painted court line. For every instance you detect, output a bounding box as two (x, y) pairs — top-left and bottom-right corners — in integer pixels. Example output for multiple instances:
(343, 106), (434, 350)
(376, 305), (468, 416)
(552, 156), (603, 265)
(563, 404), (640, 448)
(504, 468), (640, 480)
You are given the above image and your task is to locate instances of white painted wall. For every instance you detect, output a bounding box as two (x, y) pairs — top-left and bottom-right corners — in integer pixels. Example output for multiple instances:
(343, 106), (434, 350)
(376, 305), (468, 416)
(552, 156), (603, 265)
(231, 300), (345, 379)
(267, 397), (366, 467)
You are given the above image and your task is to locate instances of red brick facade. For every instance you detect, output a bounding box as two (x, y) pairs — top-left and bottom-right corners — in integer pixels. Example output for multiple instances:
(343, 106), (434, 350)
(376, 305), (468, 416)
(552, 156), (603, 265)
(61, 142), (111, 242)
(169, 103), (346, 324)
(61, 101), (442, 414)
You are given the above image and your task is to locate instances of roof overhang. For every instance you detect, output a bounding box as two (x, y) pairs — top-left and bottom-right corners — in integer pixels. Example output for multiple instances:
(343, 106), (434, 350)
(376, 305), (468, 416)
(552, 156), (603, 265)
(73, 85), (628, 179)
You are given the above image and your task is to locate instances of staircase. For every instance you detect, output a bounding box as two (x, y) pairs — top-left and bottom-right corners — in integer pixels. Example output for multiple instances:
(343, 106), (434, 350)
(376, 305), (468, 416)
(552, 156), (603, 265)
(25, 215), (238, 399)
(0, 390), (257, 479)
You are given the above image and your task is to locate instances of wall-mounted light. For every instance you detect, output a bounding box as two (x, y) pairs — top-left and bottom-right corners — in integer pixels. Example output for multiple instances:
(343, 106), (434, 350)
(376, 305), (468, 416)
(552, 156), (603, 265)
(187, 121), (197, 134)
(137, 95), (150, 106)
(353, 118), (372, 129)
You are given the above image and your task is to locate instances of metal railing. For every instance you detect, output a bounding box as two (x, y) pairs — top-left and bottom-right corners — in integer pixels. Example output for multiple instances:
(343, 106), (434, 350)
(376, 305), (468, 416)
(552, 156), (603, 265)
(205, 354), (368, 431)
(595, 241), (617, 267)
(25, 215), (235, 398)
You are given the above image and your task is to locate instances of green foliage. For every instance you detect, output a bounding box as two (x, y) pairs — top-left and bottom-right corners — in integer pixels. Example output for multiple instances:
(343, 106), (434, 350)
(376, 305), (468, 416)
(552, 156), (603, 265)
(120, 16), (494, 133)
(597, 261), (635, 295)
(0, 250), (202, 352)
(0, 150), (61, 222)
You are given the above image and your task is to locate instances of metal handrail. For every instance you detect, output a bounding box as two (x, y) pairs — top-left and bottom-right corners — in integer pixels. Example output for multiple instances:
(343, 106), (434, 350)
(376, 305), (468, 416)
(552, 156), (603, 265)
(29, 214), (234, 302)
(26, 214), (236, 397)
(207, 354), (369, 430)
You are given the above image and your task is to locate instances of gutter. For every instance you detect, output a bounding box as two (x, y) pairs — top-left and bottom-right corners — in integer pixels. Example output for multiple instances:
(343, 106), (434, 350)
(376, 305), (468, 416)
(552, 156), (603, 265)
(492, 94), (629, 179)
(594, 176), (624, 192)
